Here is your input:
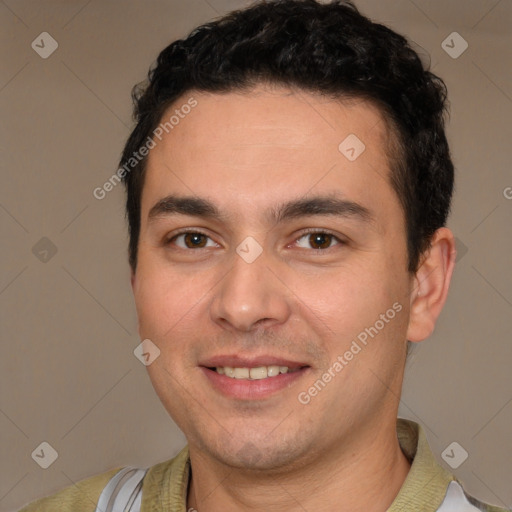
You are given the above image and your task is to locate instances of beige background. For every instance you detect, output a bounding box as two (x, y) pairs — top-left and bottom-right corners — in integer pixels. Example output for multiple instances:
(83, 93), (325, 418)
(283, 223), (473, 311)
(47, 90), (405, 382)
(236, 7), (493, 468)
(1, 1), (511, 510)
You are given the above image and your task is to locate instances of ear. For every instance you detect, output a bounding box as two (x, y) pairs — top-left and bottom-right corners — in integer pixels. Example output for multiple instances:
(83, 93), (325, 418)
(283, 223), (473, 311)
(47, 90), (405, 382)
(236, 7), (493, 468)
(406, 227), (457, 343)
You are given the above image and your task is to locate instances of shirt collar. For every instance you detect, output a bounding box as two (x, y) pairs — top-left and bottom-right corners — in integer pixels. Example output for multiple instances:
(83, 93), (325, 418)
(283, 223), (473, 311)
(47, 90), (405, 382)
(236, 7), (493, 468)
(145, 418), (454, 511)
(388, 418), (455, 511)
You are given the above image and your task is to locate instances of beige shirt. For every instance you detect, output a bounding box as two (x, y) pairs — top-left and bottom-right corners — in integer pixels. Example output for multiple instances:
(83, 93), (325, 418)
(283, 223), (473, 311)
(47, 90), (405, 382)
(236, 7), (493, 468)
(19, 419), (506, 511)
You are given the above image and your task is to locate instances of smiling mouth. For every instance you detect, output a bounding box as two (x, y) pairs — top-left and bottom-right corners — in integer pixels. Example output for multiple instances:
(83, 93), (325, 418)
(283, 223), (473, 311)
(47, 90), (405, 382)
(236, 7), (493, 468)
(208, 365), (307, 379)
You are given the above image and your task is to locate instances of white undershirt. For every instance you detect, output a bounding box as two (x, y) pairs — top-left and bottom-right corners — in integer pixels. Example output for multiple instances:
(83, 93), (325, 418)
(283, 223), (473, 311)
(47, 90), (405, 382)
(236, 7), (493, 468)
(437, 481), (483, 511)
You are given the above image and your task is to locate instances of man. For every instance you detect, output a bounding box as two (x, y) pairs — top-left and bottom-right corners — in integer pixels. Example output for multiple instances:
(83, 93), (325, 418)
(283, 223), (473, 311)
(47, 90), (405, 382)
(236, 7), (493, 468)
(20, 0), (507, 510)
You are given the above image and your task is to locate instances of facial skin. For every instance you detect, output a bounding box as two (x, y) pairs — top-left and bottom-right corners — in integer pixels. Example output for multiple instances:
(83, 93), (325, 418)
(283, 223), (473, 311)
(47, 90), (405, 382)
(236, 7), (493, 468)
(131, 84), (456, 511)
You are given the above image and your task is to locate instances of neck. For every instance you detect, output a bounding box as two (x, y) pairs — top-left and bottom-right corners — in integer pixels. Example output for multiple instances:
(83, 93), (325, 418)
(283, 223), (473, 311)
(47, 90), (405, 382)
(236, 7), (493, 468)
(187, 419), (411, 512)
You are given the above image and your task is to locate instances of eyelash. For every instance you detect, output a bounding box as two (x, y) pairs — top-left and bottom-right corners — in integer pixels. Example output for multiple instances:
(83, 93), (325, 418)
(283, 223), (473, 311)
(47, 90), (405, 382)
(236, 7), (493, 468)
(164, 228), (346, 252)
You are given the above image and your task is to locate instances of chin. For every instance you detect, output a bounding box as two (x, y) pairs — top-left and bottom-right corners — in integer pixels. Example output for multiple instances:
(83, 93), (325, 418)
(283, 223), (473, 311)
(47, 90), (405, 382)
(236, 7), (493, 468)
(219, 447), (297, 472)
(200, 430), (314, 473)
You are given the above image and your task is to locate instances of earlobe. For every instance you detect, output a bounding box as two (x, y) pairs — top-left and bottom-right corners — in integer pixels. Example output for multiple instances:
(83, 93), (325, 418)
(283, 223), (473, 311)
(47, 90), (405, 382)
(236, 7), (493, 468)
(406, 227), (457, 343)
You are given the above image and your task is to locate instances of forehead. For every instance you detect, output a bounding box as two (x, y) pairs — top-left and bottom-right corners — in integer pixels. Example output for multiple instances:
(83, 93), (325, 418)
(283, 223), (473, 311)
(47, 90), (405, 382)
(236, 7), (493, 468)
(152, 85), (392, 163)
(141, 85), (399, 224)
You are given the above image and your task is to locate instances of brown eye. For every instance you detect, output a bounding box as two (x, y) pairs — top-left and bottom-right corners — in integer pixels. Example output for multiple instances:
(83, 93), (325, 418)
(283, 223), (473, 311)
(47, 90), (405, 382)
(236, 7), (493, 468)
(309, 233), (332, 249)
(183, 233), (207, 248)
(295, 231), (342, 250)
(169, 232), (216, 249)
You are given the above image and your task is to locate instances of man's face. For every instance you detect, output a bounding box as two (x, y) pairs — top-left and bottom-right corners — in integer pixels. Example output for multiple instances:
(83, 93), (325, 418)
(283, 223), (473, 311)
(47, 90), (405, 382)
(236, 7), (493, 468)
(132, 85), (414, 471)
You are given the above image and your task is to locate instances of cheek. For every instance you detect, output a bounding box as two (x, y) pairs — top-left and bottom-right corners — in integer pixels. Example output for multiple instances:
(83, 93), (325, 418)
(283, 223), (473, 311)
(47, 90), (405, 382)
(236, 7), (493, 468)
(133, 263), (202, 415)
(289, 262), (409, 375)
(294, 264), (391, 330)
(133, 261), (196, 340)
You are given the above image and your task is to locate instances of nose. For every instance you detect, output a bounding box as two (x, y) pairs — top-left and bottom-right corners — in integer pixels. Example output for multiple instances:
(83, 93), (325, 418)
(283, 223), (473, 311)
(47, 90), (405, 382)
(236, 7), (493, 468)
(210, 245), (292, 333)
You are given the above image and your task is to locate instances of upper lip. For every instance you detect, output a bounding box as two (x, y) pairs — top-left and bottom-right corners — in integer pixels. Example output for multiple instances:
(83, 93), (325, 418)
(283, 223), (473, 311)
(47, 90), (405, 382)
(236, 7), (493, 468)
(200, 355), (309, 369)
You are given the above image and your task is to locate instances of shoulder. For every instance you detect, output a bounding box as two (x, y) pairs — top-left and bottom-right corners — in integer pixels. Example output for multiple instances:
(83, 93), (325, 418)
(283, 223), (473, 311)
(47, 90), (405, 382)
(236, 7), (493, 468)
(18, 467), (122, 512)
(17, 447), (190, 512)
(140, 446), (190, 506)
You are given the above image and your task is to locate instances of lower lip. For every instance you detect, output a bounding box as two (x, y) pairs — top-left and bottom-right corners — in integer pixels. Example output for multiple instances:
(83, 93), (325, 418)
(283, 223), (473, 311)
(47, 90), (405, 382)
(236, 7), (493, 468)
(201, 367), (309, 400)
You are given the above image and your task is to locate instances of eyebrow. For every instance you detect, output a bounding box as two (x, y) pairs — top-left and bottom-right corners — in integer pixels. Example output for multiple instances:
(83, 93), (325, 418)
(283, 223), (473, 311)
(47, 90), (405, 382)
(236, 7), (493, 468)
(148, 194), (375, 226)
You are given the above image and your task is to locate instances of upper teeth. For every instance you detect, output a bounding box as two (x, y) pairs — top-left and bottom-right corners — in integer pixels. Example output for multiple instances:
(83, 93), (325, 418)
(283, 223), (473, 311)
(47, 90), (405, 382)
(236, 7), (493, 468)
(216, 366), (297, 379)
